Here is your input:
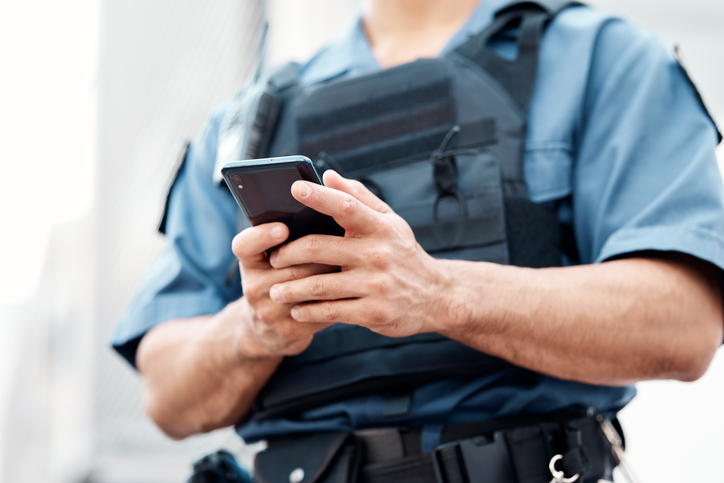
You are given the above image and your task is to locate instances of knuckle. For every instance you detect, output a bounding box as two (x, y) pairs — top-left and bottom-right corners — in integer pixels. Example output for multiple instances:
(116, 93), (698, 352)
(340, 195), (357, 216)
(369, 275), (390, 295)
(255, 304), (275, 324)
(303, 236), (322, 254)
(352, 179), (367, 196)
(310, 278), (326, 297)
(402, 238), (418, 253)
(374, 217), (393, 234)
(310, 184), (324, 202)
(281, 333), (314, 356)
(321, 302), (338, 322)
(369, 304), (389, 324)
(287, 265), (306, 281)
(370, 246), (393, 269)
(243, 281), (261, 302)
(275, 321), (299, 340)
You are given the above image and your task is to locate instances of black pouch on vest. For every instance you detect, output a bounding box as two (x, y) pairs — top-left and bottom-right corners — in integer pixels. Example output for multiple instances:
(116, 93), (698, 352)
(254, 432), (362, 483)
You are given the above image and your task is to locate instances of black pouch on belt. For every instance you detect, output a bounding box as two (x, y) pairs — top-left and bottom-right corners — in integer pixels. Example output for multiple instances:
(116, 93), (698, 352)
(254, 432), (363, 483)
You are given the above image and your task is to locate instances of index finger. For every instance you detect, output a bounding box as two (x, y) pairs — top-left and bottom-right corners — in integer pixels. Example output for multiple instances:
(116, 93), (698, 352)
(292, 181), (379, 236)
(322, 170), (392, 214)
(232, 222), (289, 269)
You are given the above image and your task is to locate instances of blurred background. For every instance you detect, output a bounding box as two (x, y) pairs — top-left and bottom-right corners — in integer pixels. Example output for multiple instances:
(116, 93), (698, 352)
(0, 0), (722, 481)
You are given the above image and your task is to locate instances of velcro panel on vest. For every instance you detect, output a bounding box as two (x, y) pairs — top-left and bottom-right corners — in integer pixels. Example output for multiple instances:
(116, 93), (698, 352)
(297, 82), (500, 178)
(298, 61), (495, 175)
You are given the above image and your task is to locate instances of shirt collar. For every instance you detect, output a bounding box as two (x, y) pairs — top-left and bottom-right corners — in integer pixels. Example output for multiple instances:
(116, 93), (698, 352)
(300, 0), (513, 86)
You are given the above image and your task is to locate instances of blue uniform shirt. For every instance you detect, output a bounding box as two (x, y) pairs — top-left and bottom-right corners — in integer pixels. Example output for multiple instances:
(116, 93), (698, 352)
(110, 1), (724, 449)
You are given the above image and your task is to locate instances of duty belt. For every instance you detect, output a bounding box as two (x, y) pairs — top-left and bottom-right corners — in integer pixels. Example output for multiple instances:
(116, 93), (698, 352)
(253, 414), (619, 483)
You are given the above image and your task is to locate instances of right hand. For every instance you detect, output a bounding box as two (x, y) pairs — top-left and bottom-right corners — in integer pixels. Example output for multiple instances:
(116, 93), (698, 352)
(232, 222), (336, 357)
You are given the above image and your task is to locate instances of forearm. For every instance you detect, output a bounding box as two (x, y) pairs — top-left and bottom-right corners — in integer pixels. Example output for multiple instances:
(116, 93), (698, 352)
(439, 255), (723, 386)
(248, 175), (723, 385)
(136, 298), (282, 439)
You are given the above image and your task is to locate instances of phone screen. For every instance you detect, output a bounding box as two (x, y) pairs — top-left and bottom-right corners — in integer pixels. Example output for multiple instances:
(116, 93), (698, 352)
(238, 167), (304, 218)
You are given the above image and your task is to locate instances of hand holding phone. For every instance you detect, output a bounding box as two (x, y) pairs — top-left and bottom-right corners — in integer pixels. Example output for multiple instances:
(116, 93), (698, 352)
(222, 156), (344, 242)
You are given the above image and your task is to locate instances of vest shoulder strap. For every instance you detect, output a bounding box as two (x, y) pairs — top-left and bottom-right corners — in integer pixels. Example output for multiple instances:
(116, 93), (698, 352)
(452, 1), (584, 112)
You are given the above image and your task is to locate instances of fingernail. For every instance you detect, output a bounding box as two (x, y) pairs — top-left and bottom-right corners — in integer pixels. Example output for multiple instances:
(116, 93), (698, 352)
(269, 250), (277, 265)
(298, 182), (311, 197)
(270, 225), (284, 240)
(291, 306), (302, 320)
(269, 285), (280, 301)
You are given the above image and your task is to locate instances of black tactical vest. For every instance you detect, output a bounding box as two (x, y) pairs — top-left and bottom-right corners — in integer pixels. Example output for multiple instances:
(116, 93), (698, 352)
(219, 0), (582, 420)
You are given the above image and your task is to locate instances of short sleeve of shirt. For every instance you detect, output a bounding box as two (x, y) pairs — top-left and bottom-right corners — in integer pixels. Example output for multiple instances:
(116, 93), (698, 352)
(571, 20), (724, 267)
(109, 106), (243, 367)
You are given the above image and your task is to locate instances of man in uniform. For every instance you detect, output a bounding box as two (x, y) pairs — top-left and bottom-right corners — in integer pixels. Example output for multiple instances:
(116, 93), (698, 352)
(111, 0), (724, 481)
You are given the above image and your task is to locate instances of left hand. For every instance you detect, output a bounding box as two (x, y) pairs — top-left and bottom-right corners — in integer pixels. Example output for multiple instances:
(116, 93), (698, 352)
(267, 170), (454, 338)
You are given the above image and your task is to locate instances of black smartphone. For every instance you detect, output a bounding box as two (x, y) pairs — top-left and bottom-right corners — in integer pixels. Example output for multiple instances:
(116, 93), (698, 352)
(221, 155), (344, 243)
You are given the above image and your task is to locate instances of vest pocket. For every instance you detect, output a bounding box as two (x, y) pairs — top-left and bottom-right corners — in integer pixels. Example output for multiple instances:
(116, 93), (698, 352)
(363, 151), (509, 263)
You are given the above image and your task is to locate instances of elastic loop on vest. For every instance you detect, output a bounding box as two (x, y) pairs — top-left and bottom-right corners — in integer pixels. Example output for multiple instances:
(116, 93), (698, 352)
(432, 189), (467, 224)
(432, 188), (468, 250)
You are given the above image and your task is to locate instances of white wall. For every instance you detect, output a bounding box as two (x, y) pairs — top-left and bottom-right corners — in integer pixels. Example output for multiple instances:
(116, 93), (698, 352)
(0, 1), (99, 480)
(0, 1), (267, 481)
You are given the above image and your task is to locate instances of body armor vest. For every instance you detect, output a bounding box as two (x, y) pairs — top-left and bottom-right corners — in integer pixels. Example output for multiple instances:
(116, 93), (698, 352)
(219, 0), (581, 420)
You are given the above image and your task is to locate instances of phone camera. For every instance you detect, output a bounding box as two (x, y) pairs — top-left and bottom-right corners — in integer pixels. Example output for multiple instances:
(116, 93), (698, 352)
(230, 175), (242, 184)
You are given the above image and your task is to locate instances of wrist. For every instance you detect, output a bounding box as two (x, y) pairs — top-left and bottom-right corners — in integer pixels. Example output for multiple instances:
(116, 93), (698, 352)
(426, 258), (468, 335)
(212, 298), (284, 366)
(432, 259), (498, 339)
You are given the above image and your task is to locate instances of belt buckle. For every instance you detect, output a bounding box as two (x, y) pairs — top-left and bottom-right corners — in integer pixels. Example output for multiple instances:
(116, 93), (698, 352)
(431, 431), (515, 483)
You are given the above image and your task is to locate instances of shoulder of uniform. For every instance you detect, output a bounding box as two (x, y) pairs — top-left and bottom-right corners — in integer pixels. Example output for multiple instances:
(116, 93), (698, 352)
(552, 5), (660, 49)
(545, 4), (668, 72)
(297, 44), (336, 79)
(298, 42), (357, 85)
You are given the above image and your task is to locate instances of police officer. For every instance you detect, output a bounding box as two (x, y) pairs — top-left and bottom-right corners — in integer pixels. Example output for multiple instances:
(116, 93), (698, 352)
(111, 0), (724, 481)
